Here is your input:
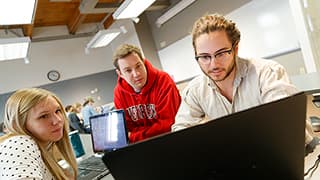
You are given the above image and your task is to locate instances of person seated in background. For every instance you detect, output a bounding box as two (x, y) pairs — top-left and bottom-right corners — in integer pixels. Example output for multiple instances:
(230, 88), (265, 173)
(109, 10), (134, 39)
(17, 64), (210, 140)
(0, 88), (78, 179)
(0, 122), (8, 136)
(74, 102), (84, 125)
(112, 44), (182, 143)
(65, 104), (73, 117)
(172, 13), (316, 146)
(68, 103), (86, 133)
(81, 97), (97, 133)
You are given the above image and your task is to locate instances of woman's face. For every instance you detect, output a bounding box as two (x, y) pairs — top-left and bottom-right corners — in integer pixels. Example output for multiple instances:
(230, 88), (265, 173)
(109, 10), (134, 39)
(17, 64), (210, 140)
(26, 96), (65, 146)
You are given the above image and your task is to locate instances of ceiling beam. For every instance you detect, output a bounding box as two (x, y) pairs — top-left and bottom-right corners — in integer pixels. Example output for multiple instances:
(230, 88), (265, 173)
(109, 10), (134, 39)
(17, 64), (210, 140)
(68, 8), (87, 34)
(103, 13), (115, 29)
(23, 24), (33, 38)
(80, 0), (117, 14)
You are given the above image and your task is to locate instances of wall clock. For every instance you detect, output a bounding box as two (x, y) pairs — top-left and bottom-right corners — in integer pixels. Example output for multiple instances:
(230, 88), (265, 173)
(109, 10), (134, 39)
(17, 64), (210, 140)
(47, 70), (60, 81)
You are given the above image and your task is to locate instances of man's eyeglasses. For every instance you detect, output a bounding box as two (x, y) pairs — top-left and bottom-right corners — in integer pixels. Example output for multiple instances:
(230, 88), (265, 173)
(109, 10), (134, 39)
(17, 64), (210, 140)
(195, 48), (233, 65)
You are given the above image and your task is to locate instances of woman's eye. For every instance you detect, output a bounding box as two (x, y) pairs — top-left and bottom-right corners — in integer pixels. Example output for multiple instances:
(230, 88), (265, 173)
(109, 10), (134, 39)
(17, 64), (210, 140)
(39, 114), (49, 119)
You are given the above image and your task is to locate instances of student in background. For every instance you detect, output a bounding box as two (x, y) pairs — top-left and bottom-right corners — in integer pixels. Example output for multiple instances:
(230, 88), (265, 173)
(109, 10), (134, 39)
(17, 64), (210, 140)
(0, 122), (8, 136)
(81, 97), (97, 133)
(68, 102), (85, 133)
(0, 88), (77, 179)
(65, 105), (73, 117)
(113, 44), (181, 143)
(74, 102), (84, 124)
(171, 13), (316, 145)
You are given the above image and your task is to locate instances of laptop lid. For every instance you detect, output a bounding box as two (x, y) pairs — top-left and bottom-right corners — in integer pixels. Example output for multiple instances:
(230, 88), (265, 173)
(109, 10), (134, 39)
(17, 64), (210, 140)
(68, 130), (109, 180)
(89, 109), (129, 153)
(68, 130), (86, 158)
(102, 92), (306, 180)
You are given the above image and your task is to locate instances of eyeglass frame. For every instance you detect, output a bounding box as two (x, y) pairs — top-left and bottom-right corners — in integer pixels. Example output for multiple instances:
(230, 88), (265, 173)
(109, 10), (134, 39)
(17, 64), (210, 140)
(195, 43), (236, 65)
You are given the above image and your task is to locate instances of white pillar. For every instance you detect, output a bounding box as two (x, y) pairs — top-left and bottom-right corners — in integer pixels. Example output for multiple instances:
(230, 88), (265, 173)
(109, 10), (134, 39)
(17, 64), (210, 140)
(289, 0), (318, 73)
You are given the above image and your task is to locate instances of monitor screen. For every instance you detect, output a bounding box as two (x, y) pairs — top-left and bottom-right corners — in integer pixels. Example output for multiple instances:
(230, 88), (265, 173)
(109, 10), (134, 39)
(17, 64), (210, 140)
(89, 110), (128, 152)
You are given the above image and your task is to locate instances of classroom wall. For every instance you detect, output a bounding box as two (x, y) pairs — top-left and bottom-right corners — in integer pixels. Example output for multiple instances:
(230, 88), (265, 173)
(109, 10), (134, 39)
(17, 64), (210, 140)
(146, 0), (251, 50)
(134, 13), (162, 69)
(0, 69), (117, 123)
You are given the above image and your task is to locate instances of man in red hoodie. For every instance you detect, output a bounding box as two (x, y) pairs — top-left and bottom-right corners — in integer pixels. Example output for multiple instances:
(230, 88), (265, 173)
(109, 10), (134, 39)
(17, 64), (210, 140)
(113, 44), (181, 143)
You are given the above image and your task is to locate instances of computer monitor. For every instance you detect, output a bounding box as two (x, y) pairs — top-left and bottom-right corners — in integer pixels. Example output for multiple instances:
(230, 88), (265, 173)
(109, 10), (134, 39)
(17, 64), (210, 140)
(102, 92), (306, 180)
(89, 109), (129, 153)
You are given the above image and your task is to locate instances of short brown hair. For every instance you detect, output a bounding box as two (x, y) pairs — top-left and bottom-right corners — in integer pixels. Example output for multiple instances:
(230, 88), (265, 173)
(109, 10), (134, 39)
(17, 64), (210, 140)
(191, 13), (241, 54)
(112, 44), (144, 70)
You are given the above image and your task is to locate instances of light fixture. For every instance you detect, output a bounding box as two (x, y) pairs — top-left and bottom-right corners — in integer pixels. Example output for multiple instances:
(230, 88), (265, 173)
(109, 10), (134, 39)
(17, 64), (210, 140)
(113, 0), (156, 19)
(87, 29), (121, 48)
(156, 0), (196, 27)
(0, 0), (37, 25)
(0, 37), (31, 62)
(131, 17), (140, 24)
(85, 29), (122, 54)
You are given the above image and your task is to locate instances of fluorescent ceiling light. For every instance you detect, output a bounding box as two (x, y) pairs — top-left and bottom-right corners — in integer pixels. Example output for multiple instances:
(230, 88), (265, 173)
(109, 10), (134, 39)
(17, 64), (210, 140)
(0, 37), (31, 62)
(156, 0), (196, 27)
(85, 29), (122, 54)
(87, 29), (121, 49)
(0, 0), (37, 25)
(113, 0), (156, 19)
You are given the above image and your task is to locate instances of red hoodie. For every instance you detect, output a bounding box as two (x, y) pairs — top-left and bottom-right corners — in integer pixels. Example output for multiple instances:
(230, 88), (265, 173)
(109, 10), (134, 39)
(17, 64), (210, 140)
(114, 59), (181, 143)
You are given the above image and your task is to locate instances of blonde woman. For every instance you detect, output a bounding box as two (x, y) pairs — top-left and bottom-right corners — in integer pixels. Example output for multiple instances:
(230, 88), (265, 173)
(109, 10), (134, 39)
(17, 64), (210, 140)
(0, 88), (77, 179)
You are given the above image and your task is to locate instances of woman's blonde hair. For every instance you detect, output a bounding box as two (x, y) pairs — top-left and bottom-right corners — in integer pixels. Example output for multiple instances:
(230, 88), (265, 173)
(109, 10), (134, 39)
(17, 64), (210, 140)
(2, 88), (77, 179)
(191, 13), (241, 54)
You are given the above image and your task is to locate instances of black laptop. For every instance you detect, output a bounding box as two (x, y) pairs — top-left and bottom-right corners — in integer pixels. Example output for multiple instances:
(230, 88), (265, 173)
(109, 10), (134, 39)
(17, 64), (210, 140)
(102, 92), (306, 180)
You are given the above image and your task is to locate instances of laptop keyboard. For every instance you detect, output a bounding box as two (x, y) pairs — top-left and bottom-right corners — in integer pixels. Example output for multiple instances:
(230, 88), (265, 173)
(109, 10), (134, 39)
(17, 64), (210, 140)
(78, 155), (108, 172)
(77, 155), (109, 180)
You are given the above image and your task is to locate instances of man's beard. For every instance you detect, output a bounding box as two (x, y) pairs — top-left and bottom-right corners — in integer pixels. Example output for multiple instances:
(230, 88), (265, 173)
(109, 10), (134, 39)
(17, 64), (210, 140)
(201, 54), (237, 83)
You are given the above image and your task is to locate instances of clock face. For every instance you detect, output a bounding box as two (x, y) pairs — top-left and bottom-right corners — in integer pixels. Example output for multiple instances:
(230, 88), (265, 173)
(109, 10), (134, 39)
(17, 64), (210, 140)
(47, 70), (60, 81)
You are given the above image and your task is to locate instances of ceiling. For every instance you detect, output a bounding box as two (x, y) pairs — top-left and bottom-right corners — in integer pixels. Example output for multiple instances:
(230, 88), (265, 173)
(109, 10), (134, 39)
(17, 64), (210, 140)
(0, 0), (170, 39)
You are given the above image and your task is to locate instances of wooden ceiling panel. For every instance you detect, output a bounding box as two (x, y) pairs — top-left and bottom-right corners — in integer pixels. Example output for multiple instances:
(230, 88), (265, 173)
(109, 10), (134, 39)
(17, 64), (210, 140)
(68, 8), (87, 34)
(103, 14), (115, 29)
(34, 1), (79, 27)
(83, 13), (107, 23)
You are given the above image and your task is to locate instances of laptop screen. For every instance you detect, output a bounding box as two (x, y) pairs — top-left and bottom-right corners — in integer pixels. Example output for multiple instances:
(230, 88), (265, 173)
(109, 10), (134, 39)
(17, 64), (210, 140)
(89, 109), (128, 153)
(68, 130), (85, 158)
